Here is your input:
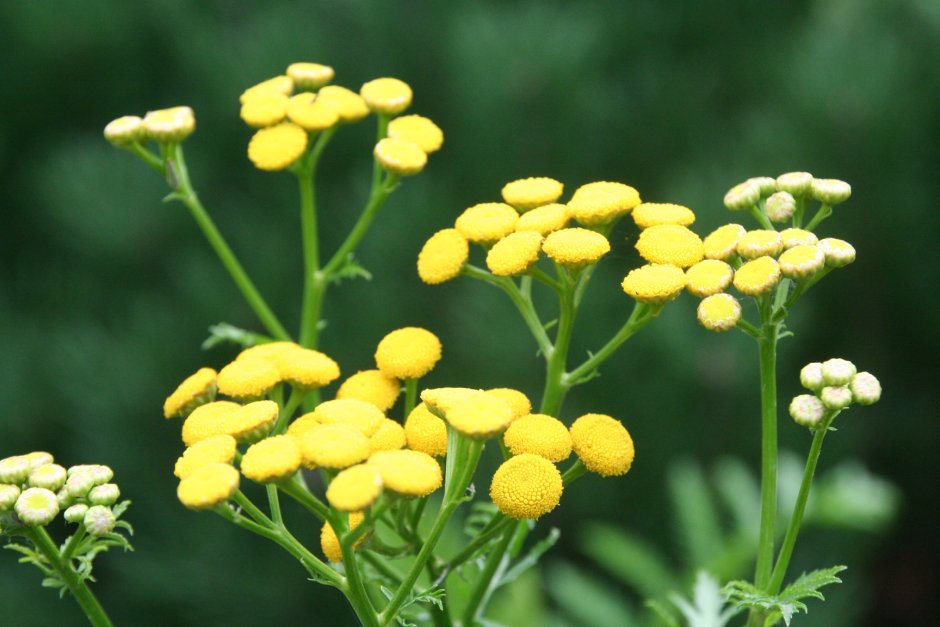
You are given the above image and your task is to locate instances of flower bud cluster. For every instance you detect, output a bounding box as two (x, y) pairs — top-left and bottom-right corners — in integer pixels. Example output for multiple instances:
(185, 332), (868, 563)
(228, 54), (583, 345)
(789, 358), (881, 429)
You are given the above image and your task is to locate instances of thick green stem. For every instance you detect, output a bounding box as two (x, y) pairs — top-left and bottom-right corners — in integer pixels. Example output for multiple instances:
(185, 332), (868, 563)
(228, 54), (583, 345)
(403, 378), (418, 420)
(753, 322), (780, 590)
(804, 204), (832, 232)
(539, 275), (576, 416)
(272, 387), (305, 435)
(61, 525), (87, 562)
(748, 204), (775, 230)
(322, 175), (398, 278)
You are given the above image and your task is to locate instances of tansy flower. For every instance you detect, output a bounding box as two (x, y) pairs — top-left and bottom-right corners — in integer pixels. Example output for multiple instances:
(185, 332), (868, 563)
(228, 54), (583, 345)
(316, 85), (370, 122)
(790, 395), (825, 428)
(685, 260), (734, 298)
(850, 372), (882, 405)
(240, 91), (289, 128)
(737, 230), (783, 260)
(63, 503), (87, 524)
(228, 401), (279, 443)
(501, 177), (564, 212)
(369, 450), (442, 497)
(748, 176), (778, 197)
(778, 245), (825, 279)
(173, 435), (238, 479)
(455, 203), (519, 245)
(817, 238), (856, 267)
(88, 484), (120, 507)
(417, 228), (469, 284)
(484, 388), (532, 420)
(286, 412), (322, 441)
(240, 75), (293, 104)
(697, 293), (742, 332)
(486, 231), (543, 276)
(780, 228), (818, 249)
(820, 386), (853, 410)
(800, 362), (825, 391)
(821, 358), (857, 386)
(217, 358), (281, 400)
(177, 463), (239, 510)
(337, 370), (401, 411)
(516, 203), (569, 235)
(369, 419), (407, 454)
(286, 62), (334, 90)
(23, 452), (54, 471)
(404, 403), (448, 457)
(15, 488), (59, 526)
(241, 435), (301, 483)
(360, 77), (412, 115)
(776, 171), (814, 196)
(635, 224), (704, 268)
(248, 123), (308, 171)
(326, 465), (383, 512)
(723, 180), (760, 211)
(83, 506), (116, 536)
(569, 414), (635, 476)
(765, 191), (796, 223)
(632, 203), (696, 229)
(811, 178), (852, 205)
(387, 115), (443, 153)
(164, 367), (218, 419)
(375, 327), (442, 380)
(29, 464), (67, 492)
(143, 106), (196, 143)
(503, 414), (572, 462)
(421, 388), (513, 438)
(299, 424), (370, 469)
(733, 256), (781, 296)
(621, 264), (686, 304)
(0, 485), (20, 510)
(703, 224), (746, 261)
(311, 399), (385, 437)
(182, 401), (241, 446)
(374, 137), (427, 176)
(420, 387), (479, 416)
(320, 512), (366, 562)
(277, 348), (341, 389)
(568, 181), (641, 226)
(236, 341), (300, 367)
(0, 456), (30, 484)
(490, 454), (563, 519)
(103, 115), (144, 146)
(542, 227), (610, 268)
(286, 92), (339, 132)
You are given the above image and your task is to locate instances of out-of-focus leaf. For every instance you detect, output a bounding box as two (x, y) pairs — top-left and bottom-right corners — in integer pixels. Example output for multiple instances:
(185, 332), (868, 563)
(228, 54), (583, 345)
(670, 571), (741, 627)
(668, 459), (725, 569)
(546, 562), (638, 627)
(712, 457), (760, 539)
(580, 521), (678, 599)
(808, 462), (901, 532)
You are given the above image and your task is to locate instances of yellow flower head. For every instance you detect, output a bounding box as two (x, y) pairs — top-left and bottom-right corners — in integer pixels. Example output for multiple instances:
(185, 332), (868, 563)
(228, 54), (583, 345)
(286, 62), (334, 90)
(181, 401), (241, 447)
(778, 245), (825, 279)
(228, 400), (279, 443)
(542, 227), (610, 268)
(817, 238), (856, 267)
(177, 462), (239, 510)
(420, 387), (478, 415)
(103, 115), (144, 146)
(240, 91), (289, 128)
(299, 423), (371, 469)
(422, 388), (514, 439)
(326, 464), (383, 512)
(241, 435), (301, 483)
(811, 178), (852, 205)
(568, 181), (641, 226)
(174, 434), (237, 480)
(278, 349), (341, 389)
(723, 180), (760, 211)
(621, 264), (686, 304)
(737, 229), (784, 260)
(247, 122), (308, 171)
(780, 228), (819, 249)
(404, 403), (448, 457)
(516, 203), (569, 235)
(490, 453), (563, 519)
(375, 327), (442, 380)
(24, 452), (55, 471)
(569, 414), (634, 476)
(776, 171), (814, 196)
(685, 260), (734, 298)
(374, 137), (427, 177)
(733, 256), (781, 296)
(337, 370), (401, 411)
(368, 450), (442, 497)
(360, 77), (413, 115)
(455, 203), (519, 245)
(143, 106), (195, 143)
(501, 177), (564, 212)
(703, 223), (746, 261)
(163, 367), (218, 419)
(236, 341), (299, 366)
(240, 75), (293, 104)
(697, 293), (742, 332)
(286, 92), (340, 132)
(217, 358), (281, 400)
(369, 419), (407, 454)
(316, 85), (370, 123)
(312, 399), (385, 437)
(503, 414), (572, 462)
(635, 224), (704, 268)
(14, 487), (60, 526)
(484, 388), (532, 420)
(28, 464), (67, 492)
(387, 115), (443, 153)
(632, 203), (696, 229)
(286, 411), (321, 441)
(486, 231), (543, 276)
(320, 512), (366, 562)
(417, 228), (469, 284)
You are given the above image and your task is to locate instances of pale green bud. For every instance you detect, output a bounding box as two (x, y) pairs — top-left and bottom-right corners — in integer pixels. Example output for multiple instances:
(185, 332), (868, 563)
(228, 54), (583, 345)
(817, 238), (856, 268)
(800, 362), (825, 391)
(821, 358), (857, 386)
(0, 457), (30, 485)
(29, 464), (67, 492)
(64, 504), (89, 524)
(821, 386), (853, 410)
(88, 484), (120, 506)
(765, 191), (796, 223)
(86, 465), (114, 487)
(790, 394), (825, 428)
(723, 180), (761, 211)
(143, 106), (195, 143)
(83, 506), (116, 536)
(57, 487), (74, 508)
(748, 176), (778, 197)
(14, 488), (59, 526)
(66, 473), (96, 498)
(103, 115), (145, 147)
(775, 171), (814, 196)
(850, 372), (882, 405)
(810, 178), (851, 205)
(0, 484), (21, 510)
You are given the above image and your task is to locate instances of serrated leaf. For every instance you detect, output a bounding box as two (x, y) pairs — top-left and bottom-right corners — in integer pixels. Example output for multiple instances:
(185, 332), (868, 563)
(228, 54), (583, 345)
(779, 565), (846, 604)
(669, 571), (741, 627)
(722, 581), (806, 626)
(201, 323), (268, 350)
(329, 254), (372, 285)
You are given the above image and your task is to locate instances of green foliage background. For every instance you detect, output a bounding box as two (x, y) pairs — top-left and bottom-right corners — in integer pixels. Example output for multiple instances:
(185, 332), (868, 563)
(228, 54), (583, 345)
(1, 1), (938, 625)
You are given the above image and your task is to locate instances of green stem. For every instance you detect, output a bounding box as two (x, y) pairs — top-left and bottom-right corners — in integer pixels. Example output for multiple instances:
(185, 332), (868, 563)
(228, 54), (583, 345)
(442, 515), (514, 577)
(272, 387), (305, 435)
(403, 378), (418, 421)
(278, 476), (334, 524)
(266, 485), (283, 527)
(362, 550), (403, 585)
(129, 142), (164, 172)
(322, 175), (398, 278)
(61, 525), (87, 562)
(561, 458), (588, 485)
(566, 302), (661, 386)
(539, 273), (576, 416)
(461, 526), (514, 626)
(753, 320), (780, 592)
(530, 266), (562, 292)
(803, 204), (832, 232)
(748, 205), (775, 230)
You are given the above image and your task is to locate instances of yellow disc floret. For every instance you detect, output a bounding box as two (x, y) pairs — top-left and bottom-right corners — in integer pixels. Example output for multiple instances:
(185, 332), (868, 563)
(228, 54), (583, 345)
(286, 412), (321, 442)
(228, 400), (279, 443)
(490, 454), (563, 519)
(429, 389), (514, 439)
(703, 223), (746, 261)
(103, 115), (144, 146)
(817, 238), (856, 267)
(542, 228), (610, 268)
(360, 77), (413, 115)
(326, 465), (383, 512)
(568, 181), (641, 226)
(174, 435), (237, 480)
(181, 401), (241, 447)
(320, 512), (366, 562)
(484, 388), (532, 420)
(369, 419), (407, 454)
(247, 123), (308, 171)
(697, 293), (742, 332)
(486, 231), (543, 276)
(780, 228), (819, 249)
(241, 435), (301, 483)
(375, 327), (442, 380)
(621, 264), (686, 304)
(455, 203), (519, 245)
(277, 349), (341, 389)
(417, 228), (469, 284)
(374, 137), (427, 176)
(368, 450), (442, 497)
(143, 106), (196, 142)
(503, 414), (572, 462)
(316, 85), (370, 123)
(299, 424), (371, 469)
(286, 92), (339, 131)
(635, 224), (704, 268)
(164, 367), (218, 419)
(501, 177), (564, 212)
(286, 62), (334, 90)
(240, 75), (293, 104)
(387, 115), (443, 153)
(737, 230), (784, 260)
(733, 256), (781, 296)
(632, 203), (696, 229)
(337, 370), (401, 411)
(778, 245), (825, 279)
(516, 203), (569, 235)
(177, 462), (239, 510)
(685, 260), (734, 298)
(311, 399), (385, 437)
(404, 403), (448, 457)
(217, 358), (281, 400)
(569, 414), (635, 476)
(240, 91), (289, 128)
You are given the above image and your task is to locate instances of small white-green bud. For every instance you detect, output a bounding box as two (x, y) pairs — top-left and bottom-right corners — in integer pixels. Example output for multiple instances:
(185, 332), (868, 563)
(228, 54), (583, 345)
(143, 106), (196, 143)
(821, 358), (857, 386)
(810, 178), (851, 205)
(29, 464), (67, 492)
(800, 362), (825, 391)
(765, 191), (796, 223)
(64, 503), (89, 524)
(57, 487), (73, 508)
(86, 465), (114, 487)
(723, 180), (761, 211)
(0, 456), (30, 485)
(850, 371), (882, 405)
(817, 238), (856, 268)
(0, 484), (21, 510)
(66, 473), (96, 498)
(776, 171), (814, 196)
(103, 115), (145, 147)
(821, 386), (853, 410)
(748, 176), (777, 197)
(83, 506), (116, 536)
(88, 484), (120, 506)
(14, 488), (60, 526)
(67, 464), (96, 478)
(790, 394), (826, 428)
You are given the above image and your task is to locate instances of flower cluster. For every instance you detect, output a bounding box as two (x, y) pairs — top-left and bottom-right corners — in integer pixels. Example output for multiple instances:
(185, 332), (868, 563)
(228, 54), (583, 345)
(789, 358), (882, 428)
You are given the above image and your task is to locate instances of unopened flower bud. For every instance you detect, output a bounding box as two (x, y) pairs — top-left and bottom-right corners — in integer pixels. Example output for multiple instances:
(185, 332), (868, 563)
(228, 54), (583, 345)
(737, 230), (783, 259)
(64, 504), (89, 524)
(0, 484), (20, 510)
(286, 62), (334, 90)
(776, 172), (814, 196)
(88, 484), (120, 506)
(723, 181), (761, 211)
(23, 452), (54, 470)
(86, 465), (114, 487)
(790, 394), (825, 428)
(817, 238), (856, 268)
(143, 106), (196, 143)
(57, 487), (73, 508)
(66, 473), (96, 498)
(800, 362), (825, 391)
(748, 176), (778, 197)
(29, 464), (67, 492)
(850, 372), (882, 405)
(765, 191), (796, 223)
(14, 488), (59, 526)
(697, 293), (742, 332)
(821, 358), (857, 386)
(810, 179), (851, 205)
(0, 456), (30, 485)
(83, 506), (116, 536)
(103, 115), (144, 146)
(374, 137), (426, 176)
(820, 386), (853, 410)
(779, 245), (825, 279)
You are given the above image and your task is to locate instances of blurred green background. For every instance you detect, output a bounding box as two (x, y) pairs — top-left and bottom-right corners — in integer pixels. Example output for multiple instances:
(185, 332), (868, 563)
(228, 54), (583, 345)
(2, 0), (938, 625)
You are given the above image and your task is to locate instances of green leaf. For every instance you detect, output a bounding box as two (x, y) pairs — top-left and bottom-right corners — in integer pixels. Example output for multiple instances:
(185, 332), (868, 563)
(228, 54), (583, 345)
(669, 571), (741, 627)
(497, 527), (560, 587)
(201, 323), (269, 350)
(579, 522), (678, 599)
(329, 254), (372, 285)
(712, 458), (760, 539)
(546, 562), (638, 627)
(668, 459), (725, 569)
(779, 565), (847, 605)
(721, 568), (846, 627)
(646, 599), (680, 627)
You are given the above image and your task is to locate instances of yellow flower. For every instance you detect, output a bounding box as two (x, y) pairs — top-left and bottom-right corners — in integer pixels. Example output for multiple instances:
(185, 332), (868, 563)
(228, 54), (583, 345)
(236, 341), (299, 366)
(374, 137), (427, 176)
(14, 487), (59, 526)
(28, 464), (67, 492)
(241, 435), (301, 483)
(299, 424), (371, 469)
(369, 419), (407, 454)
(316, 85), (370, 122)
(326, 465), (383, 512)
(173, 435), (237, 480)
(181, 401), (241, 447)
(163, 367), (218, 419)
(320, 512), (366, 562)
(776, 171), (814, 196)
(568, 181), (641, 226)
(723, 180), (760, 211)
(404, 403), (448, 457)
(569, 414), (634, 476)
(368, 450), (442, 497)
(703, 224), (746, 261)
(733, 256), (781, 296)
(817, 238), (856, 267)
(697, 293), (742, 332)
(217, 358), (281, 400)
(631, 203), (696, 229)
(422, 388), (514, 439)
(420, 387), (479, 415)
(143, 106), (195, 142)
(490, 454), (562, 519)
(375, 327), (442, 380)
(486, 231), (543, 276)
(103, 115), (144, 146)
(278, 349), (341, 389)
(737, 230), (783, 260)
(635, 224), (704, 268)
(417, 228), (469, 284)
(503, 414), (572, 462)
(286, 62), (334, 90)
(484, 388), (532, 420)
(337, 370), (401, 411)
(810, 178), (852, 205)
(228, 400), (279, 443)
(780, 228), (818, 249)
(240, 75), (294, 104)
(621, 264), (686, 304)
(542, 227), (610, 268)
(778, 245), (825, 279)
(312, 399), (385, 437)
(240, 91), (289, 128)
(286, 92), (339, 132)
(455, 203), (519, 245)
(516, 203), (569, 235)
(685, 260), (734, 298)
(286, 412), (321, 441)
(177, 462), (239, 510)
(247, 123), (308, 171)
(501, 177), (564, 212)
(387, 115), (443, 153)
(360, 77), (413, 115)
